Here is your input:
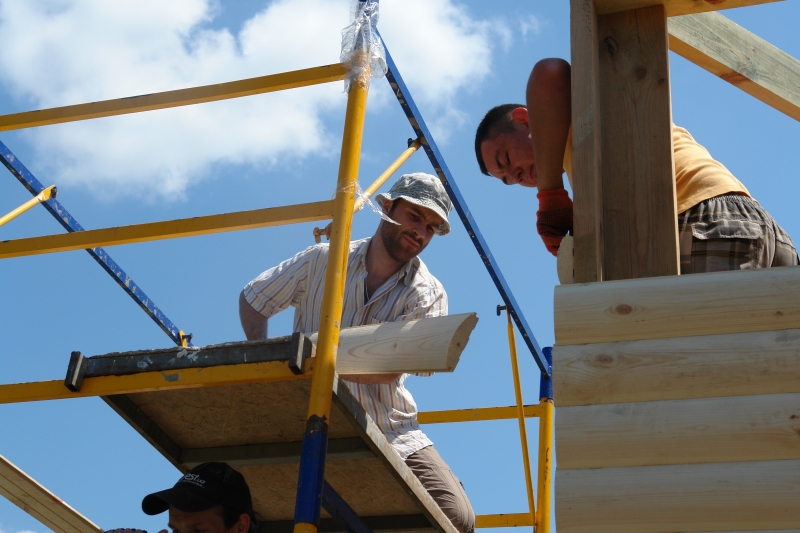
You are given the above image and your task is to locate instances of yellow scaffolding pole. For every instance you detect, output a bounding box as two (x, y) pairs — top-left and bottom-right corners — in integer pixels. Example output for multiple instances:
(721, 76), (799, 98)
(537, 394), (554, 533)
(293, 68), (369, 533)
(0, 200), (334, 259)
(418, 404), (542, 424)
(0, 185), (57, 227)
(0, 360), (308, 405)
(502, 307), (536, 530)
(0, 64), (348, 131)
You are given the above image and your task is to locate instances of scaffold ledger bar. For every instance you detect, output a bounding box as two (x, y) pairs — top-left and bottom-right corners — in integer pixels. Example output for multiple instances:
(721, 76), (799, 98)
(0, 201), (335, 259)
(418, 405), (542, 424)
(0, 64), (349, 131)
(0, 361), (308, 405)
(475, 513), (533, 528)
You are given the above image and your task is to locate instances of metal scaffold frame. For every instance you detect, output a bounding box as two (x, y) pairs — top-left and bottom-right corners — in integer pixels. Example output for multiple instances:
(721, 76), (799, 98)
(0, 4), (554, 532)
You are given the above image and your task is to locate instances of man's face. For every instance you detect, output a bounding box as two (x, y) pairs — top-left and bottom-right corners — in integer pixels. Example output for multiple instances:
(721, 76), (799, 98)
(168, 506), (242, 533)
(480, 120), (538, 188)
(380, 199), (444, 264)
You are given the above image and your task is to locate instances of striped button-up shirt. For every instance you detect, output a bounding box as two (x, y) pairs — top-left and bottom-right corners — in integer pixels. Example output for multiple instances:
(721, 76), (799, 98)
(243, 237), (447, 459)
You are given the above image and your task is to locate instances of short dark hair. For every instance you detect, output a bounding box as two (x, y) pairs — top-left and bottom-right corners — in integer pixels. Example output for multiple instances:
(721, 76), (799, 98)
(218, 505), (257, 533)
(474, 104), (525, 175)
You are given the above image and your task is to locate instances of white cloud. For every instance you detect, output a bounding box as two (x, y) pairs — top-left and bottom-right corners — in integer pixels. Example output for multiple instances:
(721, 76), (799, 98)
(519, 14), (543, 41)
(0, 0), (500, 199)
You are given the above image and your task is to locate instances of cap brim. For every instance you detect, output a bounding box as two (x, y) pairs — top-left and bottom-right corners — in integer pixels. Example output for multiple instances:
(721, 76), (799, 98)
(142, 487), (218, 515)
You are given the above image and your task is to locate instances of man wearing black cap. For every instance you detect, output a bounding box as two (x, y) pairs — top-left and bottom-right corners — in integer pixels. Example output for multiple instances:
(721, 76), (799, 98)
(108, 462), (255, 533)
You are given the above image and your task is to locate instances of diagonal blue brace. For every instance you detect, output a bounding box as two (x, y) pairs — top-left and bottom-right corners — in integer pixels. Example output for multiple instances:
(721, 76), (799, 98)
(321, 480), (374, 533)
(379, 36), (549, 376)
(0, 139), (191, 347)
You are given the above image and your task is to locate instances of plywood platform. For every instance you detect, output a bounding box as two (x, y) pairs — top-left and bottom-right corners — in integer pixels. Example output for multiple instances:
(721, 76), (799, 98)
(85, 339), (457, 533)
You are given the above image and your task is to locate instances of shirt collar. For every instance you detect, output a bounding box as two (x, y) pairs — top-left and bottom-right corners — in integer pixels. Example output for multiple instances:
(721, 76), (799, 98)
(356, 237), (420, 285)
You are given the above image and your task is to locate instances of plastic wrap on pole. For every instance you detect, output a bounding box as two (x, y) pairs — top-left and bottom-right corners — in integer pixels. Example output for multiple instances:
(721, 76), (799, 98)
(340, 0), (387, 91)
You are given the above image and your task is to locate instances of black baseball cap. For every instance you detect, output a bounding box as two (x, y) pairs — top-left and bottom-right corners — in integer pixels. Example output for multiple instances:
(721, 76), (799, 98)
(142, 462), (253, 515)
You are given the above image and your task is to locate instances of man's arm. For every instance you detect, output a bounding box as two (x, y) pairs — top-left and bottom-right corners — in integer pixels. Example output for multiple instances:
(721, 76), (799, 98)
(239, 290), (268, 340)
(527, 58), (572, 192)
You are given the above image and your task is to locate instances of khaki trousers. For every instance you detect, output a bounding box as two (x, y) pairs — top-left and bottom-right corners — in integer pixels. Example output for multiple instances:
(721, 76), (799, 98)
(405, 445), (476, 533)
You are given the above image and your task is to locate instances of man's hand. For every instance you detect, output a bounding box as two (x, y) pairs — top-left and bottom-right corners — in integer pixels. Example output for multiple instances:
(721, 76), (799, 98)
(239, 290), (268, 340)
(340, 373), (402, 385)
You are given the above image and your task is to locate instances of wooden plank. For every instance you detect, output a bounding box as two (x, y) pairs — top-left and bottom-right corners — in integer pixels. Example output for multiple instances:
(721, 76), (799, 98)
(595, 0), (779, 17)
(597, 5), (679, 280)
(553, 328), (800, 406)
(180, 438), (374, 468)
(0, 64), (348, 132)
(668, 11), (800, 121)
(556, 459), (800, 533)
(0, 454), (102, 533)
(557, 392), (800, 469)
(313, 313), (478, 374)
(554, 266), (800, 346)
(570, 0), (603, 283)
(258, 514), (433, 533)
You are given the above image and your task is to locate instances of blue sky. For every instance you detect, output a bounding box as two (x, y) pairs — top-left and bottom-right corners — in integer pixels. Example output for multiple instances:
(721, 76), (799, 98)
(0, 1), (798, 532)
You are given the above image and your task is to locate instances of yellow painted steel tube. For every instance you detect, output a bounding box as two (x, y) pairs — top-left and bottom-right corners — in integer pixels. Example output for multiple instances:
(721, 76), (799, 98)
(505, 311), (536, 529)
(354, 139), (421, 211)
(0, 185), (56, 228)
(304, 80), (368, 423)
(418, 404), (542, 424)
(0, 200), (334, 260)
(536, 398), (554, 533)
(0, 360), (309, 405)
(475, 513), (533, 528)
(0, 64), (348, 132)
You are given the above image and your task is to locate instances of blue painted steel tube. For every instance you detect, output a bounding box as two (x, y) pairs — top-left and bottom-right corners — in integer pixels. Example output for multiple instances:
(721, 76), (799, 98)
(321, 480), (374, 533)
(0, 140), (189, 347)
(294, 416), (329, 526)
(379, 35), (549, 376)
(539, 347), (553, 400)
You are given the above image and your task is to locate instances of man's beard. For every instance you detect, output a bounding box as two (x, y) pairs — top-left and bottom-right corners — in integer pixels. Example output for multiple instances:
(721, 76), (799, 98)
(380, 220), (427, 264)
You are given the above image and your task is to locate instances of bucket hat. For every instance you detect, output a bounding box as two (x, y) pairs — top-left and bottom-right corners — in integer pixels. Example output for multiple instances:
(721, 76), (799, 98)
(375, 172), (452, 235)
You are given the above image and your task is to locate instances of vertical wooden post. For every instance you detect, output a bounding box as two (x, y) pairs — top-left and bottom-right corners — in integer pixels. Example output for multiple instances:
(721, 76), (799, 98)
(570, 0), (604, 283)
(597, 5), (679, 280)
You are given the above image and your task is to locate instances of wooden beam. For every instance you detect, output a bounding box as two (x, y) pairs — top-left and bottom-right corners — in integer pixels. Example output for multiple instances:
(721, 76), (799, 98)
(0, 454), (102, 533)
(554, 266), (800, 346)
(553, 328), (800, 406)
(257, 514), (433, 533)
(668, 11), (800, 121)
(557, 392), (800, 469)
(0, 64), (349, 132)
(595, 0), (779, 17)
(0, 201), (335, 260)
(597, 5), (679, 280)
(180, 438), (374, 469)
(556, 459), (800, 533)
(314, 312), (478, 374)
(570, 0), (604, 283)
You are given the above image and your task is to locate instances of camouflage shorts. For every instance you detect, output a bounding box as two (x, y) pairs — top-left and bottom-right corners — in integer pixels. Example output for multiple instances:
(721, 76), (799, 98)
(678, 194), (799, 275)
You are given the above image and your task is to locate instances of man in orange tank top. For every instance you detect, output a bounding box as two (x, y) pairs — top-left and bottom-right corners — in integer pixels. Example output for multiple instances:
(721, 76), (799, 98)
(474, 58), (798, 273)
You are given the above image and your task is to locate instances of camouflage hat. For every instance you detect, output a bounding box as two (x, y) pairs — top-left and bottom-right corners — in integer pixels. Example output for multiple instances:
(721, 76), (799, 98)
(375, 172), (452, 235)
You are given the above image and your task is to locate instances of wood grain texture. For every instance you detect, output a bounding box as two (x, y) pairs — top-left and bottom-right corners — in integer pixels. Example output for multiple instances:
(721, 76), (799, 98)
(0, 455), (101, 533)
(553, 328), (800, 406)
(595, 0), (779, 17)
(597, 5), (679, 280)
(309, 313), (478, 374)
(556, 392), (800, 469)
(570, 0), (603, 283)
(668, 11), (800, 121)
(556, 459), (800, 533)
(554, 266), (800, 346)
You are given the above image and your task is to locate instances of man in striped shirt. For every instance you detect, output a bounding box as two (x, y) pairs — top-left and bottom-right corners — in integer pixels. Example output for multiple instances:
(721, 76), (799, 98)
(239, 173), (475, 533)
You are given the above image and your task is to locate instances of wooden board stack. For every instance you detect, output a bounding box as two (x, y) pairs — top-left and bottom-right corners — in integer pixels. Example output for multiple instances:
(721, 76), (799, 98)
(553, 267), (800, 533)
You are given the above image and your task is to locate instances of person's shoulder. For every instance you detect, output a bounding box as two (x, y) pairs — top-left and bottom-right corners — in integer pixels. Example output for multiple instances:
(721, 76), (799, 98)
(410, 257), (445, 292)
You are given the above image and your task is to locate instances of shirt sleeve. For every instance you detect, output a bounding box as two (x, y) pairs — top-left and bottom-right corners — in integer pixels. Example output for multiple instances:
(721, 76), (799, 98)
(243, 245), (315, 319)
(536, 188), (574, 256)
